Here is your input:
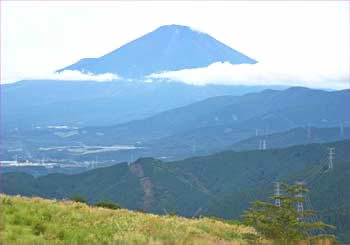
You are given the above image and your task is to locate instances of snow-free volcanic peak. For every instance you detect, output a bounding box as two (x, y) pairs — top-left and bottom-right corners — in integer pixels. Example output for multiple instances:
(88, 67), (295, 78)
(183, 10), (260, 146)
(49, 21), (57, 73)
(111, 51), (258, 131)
(58, 24), (257, 78)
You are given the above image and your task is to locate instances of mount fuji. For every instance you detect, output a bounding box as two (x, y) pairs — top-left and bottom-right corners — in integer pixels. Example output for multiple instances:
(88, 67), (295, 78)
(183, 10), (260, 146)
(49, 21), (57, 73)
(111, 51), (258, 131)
(58, 24), (257, 78)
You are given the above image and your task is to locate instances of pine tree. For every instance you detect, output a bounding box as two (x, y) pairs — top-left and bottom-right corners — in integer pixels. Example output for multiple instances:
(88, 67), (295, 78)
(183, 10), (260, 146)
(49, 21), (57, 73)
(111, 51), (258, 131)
(242, 183), (336, 245)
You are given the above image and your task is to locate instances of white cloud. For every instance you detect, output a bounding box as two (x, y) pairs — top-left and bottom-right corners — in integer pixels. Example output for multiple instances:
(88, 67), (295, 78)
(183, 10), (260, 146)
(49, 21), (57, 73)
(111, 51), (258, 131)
(148, 62), (349, 90)
(2, 70), (120, 84)
(51, 70), (121, 81)
(143, 78), (154, 83)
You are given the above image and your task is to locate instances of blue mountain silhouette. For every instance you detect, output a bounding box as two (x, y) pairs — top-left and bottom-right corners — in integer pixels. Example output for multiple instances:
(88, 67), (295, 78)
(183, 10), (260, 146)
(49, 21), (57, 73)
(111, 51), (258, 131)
(58, 25), (257, 78)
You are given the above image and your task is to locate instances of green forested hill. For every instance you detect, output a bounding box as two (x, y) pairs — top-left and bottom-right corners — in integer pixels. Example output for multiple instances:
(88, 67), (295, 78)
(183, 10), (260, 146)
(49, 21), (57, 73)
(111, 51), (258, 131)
(2, 140), (350, 242)
(204, 157), (350, 242)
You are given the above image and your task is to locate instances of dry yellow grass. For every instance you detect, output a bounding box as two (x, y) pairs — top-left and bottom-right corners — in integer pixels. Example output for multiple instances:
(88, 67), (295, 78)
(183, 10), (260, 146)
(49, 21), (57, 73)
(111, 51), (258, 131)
(0, 194), (257, 245)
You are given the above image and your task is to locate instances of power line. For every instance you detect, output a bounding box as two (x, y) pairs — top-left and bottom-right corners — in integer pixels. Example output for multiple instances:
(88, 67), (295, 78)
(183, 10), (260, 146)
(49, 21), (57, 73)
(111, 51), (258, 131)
(192, 207), (202, 218)
(340, 123), (344, 137)
(303, 147), (335, 186)
(307, 124), (311, 141)
(328, 147), (335, 170)
(269, 147), (336, 225)
(303, 158), (328, 186)
(274, 181), (281, 207)
(295, 181), (304, 220)
(259, 139), (267, 150)
(192, 139), (196, 154)
(128, 154), (134, 166)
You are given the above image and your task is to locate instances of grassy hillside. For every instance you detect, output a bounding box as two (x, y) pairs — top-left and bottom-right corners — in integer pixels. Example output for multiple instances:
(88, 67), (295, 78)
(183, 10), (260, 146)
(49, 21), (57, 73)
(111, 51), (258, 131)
(0, 194), (255, 245)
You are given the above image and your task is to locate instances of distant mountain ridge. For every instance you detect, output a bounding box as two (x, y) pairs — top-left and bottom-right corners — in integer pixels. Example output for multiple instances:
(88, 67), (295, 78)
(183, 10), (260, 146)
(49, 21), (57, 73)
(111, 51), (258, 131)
(1, 80), (282, 129)
(57, 24), (257, 78)
(3, 87), (349, 164)
(66, 87), (350, 145)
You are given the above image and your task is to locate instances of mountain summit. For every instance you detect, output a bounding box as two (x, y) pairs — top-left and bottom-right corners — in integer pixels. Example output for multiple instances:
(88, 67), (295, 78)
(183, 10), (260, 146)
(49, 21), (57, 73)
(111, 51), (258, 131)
(58, 25), (257, 78)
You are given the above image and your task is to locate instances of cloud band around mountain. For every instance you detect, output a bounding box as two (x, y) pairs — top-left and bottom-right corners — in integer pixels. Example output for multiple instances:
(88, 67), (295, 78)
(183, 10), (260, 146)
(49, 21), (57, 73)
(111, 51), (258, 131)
(4, 62), (348, 91)
(148, 62), (349, 90)
(39, 70), (121, 82)
(2, 70), (121, 83)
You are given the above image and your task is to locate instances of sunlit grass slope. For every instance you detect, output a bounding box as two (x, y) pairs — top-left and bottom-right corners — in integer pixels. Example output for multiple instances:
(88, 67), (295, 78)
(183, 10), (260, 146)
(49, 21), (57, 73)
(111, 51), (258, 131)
(0, 194), (255, 245)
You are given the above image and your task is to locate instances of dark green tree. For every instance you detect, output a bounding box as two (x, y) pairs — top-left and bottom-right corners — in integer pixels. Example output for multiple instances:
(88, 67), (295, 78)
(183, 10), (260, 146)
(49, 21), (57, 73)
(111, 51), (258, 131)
(242, 183), (336, 245)
(95, 201), (122, 210)
(71, 195), (87, 204)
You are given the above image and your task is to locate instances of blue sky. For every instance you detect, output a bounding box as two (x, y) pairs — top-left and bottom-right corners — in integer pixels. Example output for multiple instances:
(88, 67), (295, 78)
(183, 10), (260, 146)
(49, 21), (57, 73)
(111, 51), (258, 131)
(1, 1), (349, 89)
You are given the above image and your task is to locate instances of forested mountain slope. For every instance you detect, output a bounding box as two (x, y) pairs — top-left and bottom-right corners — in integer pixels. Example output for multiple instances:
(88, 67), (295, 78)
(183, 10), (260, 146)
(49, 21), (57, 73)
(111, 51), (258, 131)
(2, 140), (350, 242)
